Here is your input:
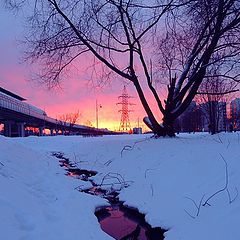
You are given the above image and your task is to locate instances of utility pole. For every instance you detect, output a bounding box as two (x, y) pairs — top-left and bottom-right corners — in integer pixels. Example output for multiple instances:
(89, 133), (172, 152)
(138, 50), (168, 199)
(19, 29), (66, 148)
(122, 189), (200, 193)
(96, 100), (102, 129)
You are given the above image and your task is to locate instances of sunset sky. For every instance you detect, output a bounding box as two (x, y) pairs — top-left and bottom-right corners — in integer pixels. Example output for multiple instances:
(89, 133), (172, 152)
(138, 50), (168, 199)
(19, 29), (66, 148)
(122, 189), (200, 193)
(0, 5), (165, 131)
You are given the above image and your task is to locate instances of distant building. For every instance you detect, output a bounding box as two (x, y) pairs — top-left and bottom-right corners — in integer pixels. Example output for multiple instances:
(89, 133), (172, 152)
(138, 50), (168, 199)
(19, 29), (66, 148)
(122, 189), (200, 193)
(133, 127), (142, 134)
(230, 98), (240, 130)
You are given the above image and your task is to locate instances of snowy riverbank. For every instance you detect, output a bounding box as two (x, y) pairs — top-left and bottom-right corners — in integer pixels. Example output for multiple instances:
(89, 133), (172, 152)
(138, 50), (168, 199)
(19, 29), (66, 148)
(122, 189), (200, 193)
(1, 133), (240, 239)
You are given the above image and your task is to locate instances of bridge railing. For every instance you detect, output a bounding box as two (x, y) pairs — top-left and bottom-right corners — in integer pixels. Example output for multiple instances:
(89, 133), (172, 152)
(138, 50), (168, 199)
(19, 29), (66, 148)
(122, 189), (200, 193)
(0, 92), (90, 128)
(0, 91), (47, 120)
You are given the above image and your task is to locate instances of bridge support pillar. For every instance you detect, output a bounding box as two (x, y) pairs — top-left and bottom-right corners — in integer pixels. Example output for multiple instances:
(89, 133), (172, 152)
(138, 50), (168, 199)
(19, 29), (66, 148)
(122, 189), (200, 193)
(50, 129), (54, 136)
(39, 127), (44, 136)
(17, 122), (25, 137)
(3, 121), (13, 137)
(3, 121), (25, 137)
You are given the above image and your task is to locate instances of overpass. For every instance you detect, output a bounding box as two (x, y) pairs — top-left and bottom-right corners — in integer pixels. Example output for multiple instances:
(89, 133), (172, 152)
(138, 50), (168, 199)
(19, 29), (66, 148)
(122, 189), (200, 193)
(0, 87), (115, 137)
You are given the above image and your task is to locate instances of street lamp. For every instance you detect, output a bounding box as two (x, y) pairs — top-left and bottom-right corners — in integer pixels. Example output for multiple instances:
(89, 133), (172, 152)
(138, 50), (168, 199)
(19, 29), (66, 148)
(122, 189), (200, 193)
(96, 100), (102, 129)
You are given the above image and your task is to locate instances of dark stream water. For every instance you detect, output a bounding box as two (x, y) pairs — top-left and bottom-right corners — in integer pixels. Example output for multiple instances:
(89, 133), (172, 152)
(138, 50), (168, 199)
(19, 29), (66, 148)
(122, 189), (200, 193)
(52, 152), (166, 240)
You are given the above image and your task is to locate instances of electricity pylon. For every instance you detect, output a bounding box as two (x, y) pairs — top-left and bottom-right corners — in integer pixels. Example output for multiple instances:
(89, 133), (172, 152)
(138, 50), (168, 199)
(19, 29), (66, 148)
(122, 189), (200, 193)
(117, 86), (135, 131)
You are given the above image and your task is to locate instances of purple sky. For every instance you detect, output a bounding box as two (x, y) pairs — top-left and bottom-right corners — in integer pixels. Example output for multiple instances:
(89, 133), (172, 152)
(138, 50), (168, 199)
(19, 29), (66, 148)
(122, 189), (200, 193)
(0, 6), (158, 131)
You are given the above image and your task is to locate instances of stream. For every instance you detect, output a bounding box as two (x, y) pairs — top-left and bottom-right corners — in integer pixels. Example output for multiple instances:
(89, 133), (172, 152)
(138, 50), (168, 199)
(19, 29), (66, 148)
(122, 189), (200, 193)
(52, 152), (166, 240)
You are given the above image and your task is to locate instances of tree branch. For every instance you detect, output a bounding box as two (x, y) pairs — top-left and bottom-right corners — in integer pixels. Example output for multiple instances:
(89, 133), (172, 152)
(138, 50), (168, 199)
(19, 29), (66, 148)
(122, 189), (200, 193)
(196, 89), (239, 95)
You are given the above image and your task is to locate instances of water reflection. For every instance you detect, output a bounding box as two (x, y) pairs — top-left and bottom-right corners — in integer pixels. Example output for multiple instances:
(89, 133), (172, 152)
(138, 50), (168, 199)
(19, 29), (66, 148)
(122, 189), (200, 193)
(52, 151), (166, 240)
(95, 204), (166, 240)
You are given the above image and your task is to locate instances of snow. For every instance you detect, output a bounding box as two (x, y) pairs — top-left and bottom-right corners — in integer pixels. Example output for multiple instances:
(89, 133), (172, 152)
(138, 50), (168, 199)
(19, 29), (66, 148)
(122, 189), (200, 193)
(1, 132), (240, 239)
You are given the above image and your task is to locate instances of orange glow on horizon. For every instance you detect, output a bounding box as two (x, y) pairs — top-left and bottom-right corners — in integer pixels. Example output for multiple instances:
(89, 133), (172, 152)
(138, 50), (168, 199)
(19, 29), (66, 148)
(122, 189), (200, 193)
(0, 33), (163, 132)
(86, 119), (149, 132)
(1, 52), (163, 133)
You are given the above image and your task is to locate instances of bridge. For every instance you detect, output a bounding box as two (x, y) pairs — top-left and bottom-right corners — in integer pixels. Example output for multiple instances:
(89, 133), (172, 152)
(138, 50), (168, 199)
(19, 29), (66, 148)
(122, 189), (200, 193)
(0, 87), (115, 137)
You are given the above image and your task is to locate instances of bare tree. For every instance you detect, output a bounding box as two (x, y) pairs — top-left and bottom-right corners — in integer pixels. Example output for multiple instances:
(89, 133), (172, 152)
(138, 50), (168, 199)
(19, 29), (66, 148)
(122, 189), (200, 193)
(230, 98), (240, 130)
(196, 70), (238, 134)
(58, 110), (80, 134)
(5, 0), (240, 136)
(155, 0), (240, 136)
(84, 120), (93, 127)
(174, 101), (203, 133)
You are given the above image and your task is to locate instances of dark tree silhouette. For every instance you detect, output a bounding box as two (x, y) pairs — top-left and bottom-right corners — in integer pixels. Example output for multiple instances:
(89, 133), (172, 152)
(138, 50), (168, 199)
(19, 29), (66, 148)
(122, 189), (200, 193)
(230, 98), (240, 130)
(5, 0), (240, 136)
(196, 73), (237, 134)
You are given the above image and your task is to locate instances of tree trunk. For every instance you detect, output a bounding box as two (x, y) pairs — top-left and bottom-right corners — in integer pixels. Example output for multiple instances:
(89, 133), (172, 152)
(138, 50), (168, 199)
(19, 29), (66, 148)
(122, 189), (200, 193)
(133, 80), (176, 137)
(161, 113), (176, 137)
(143, 113), (176, 137)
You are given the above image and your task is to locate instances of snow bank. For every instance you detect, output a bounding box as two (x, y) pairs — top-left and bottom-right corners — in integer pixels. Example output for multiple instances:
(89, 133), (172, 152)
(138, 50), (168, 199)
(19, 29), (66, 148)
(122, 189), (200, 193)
(0, 136), (111, 240)
(1, 132), (240, 240)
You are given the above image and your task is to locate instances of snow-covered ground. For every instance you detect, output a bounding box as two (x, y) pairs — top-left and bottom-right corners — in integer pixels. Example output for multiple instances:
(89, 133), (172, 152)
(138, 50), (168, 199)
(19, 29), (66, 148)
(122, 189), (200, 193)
(1, 132), (240, 240)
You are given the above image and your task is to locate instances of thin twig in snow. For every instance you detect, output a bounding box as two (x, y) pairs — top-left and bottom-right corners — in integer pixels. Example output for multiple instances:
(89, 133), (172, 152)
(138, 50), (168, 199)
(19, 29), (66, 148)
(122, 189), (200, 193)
(197, 195), (205, 216)
(144, 168), (160, 179)
(184, 209), (196, 219)
(226, 139), (230, 149)
(213, 138), (222, 144)
(202, 154), (228, 207)
(227, 187), (238, 204)
(213, 135), (223, 144)
(185, 194), (205, 218)
(185, 196), (199, 210)
(98, 181), (133, 186)
(104, 159), (113, 166)
(120, 137), (151, 157)
(72, 152), (79, 166)
(99, 172), (130, 189)
(217, 135), (223, 144)
(150, 184), (154, 197)
(121, 145), (133, 157)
